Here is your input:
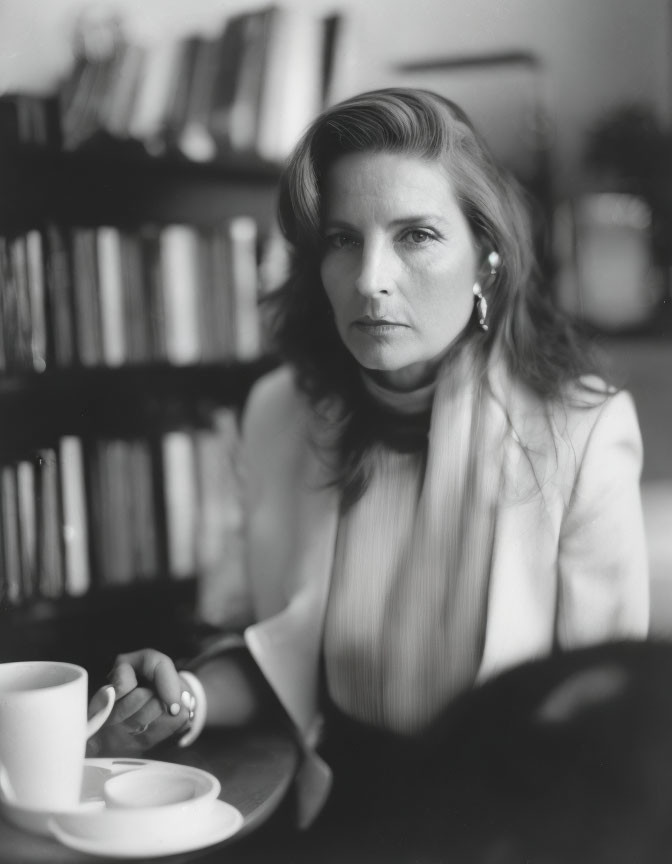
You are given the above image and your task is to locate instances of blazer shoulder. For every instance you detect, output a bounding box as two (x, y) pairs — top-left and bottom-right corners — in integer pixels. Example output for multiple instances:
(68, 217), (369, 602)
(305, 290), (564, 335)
(503, 377), (641, 497)
(554, 380), (641, 457)
(243, 364), (306, 431)
(507, 375), (637, 446)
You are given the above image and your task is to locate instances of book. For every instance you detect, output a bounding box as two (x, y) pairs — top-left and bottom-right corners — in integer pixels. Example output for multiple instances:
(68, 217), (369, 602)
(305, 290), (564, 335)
(175, 35), (222, 162)
(59, 436), (90, 596)
(127, 439), (158, 581)
(72, 228), (103, 366)
(0, 93), (62, 148)
(0, 236), (26, 371)
(0, 237), (9, 371)
(159, 225), (202, 365)
(139, 225), (167, 361)
(186, 16), (249, 159)
(61, 53), (117, 150)
(10, 235), (34, 371)
(16, 459), (37, 601)
(0, 465), (22, 605)
(226, 8), (275, 156)
(120, 231), (150, 363)
(101, 41), (146, 139)
(254, 8), (325, 162)
(44, 224), (76, 367)
(25, 230), (48, 372)
(89, 439), (134, 586)
(0, 469), (5, 605)
(35, 449), (65, 599)
(127, 38), (185, 155)
(228, 216), (261, 360)
(163, 35), (204, 152)
(97, 226), (126, 366)
(196, 228), (227, 361)
(162, 430), (198, 580)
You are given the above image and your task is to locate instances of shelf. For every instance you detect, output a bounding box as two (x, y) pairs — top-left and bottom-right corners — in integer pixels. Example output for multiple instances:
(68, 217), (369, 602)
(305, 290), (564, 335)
(0, 357), (277, 455)
(0, 132), (281, 673)
(0, 579), (200, 682)
(0, 143), (282, 232)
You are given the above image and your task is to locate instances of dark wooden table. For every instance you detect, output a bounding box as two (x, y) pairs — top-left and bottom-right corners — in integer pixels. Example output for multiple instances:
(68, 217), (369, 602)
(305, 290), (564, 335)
(6, 642), (672, 864)
(0, 725), (298, 863)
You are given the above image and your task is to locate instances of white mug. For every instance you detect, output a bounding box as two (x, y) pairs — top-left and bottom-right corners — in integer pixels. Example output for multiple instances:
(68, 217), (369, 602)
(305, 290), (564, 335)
(0, 661), (115, 811)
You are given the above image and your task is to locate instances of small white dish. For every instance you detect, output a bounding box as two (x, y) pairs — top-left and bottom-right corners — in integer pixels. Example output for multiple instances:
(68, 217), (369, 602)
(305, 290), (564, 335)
(49, 799), (244, 859)
(103, 763), (220, 810)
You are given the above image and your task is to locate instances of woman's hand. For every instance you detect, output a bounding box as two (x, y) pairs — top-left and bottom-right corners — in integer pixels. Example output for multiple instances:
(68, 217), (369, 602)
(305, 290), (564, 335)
(87, 649), (193, 757)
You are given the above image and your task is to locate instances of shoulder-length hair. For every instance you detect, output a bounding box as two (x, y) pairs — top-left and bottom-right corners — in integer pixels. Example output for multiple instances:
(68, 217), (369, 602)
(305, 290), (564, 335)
(263, 87), (600, 499)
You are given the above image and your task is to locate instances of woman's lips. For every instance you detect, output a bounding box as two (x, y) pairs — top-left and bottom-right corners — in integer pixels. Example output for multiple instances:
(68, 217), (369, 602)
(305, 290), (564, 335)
(352, 317), (406, 334)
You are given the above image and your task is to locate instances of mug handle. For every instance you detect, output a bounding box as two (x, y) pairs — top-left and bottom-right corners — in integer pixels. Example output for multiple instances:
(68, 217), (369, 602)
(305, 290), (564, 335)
(87, 685), (116, 738)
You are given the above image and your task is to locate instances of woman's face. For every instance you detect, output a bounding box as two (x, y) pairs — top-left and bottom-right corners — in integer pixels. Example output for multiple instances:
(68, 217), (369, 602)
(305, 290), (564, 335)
(320, 150), (480, 391)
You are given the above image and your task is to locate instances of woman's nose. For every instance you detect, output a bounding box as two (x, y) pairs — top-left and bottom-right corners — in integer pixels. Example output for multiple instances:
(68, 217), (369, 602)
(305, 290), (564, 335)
(354, 241), (393, 297)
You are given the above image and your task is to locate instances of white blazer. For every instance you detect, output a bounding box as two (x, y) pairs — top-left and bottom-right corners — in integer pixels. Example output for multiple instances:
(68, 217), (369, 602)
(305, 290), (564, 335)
(234, 366), (649, 824)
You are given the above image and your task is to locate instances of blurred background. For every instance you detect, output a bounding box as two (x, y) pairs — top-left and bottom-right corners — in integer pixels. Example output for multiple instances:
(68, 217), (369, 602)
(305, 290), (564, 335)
(0, 0), (670, 656)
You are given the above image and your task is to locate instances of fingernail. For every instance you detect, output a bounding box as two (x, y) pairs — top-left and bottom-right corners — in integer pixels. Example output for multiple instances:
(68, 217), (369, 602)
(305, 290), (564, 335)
(169, 702), (180, 716)
(181, 691), (191, 709)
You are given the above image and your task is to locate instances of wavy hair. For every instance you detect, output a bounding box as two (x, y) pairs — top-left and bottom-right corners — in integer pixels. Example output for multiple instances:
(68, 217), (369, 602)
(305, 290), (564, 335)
(263, 87), (601, 500)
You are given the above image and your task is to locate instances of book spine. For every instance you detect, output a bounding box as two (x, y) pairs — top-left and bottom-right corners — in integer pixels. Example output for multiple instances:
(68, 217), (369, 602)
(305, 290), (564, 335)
(16, 458), (37, 601)
(97, 226), (127, 366)
(0, 464), (22, 605)
(59, 436), (90, 597)
(72, 228), (103, 366)
(159, 225), (202, 365)
(228, 216), (261, 360)
(26, 230), (48, 372)
(44, 224), (76, 367)
(161, 430), (198, 580)
(35, 449), (65, 600)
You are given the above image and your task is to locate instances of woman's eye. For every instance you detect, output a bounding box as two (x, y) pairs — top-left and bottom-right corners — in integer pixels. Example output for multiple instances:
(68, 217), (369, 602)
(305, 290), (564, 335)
(325, 233), (359, 250)
(402, 229), (435, 245)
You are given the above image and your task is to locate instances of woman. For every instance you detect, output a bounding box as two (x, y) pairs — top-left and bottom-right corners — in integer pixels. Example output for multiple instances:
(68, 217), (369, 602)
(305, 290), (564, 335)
(92, 88), (650, 856)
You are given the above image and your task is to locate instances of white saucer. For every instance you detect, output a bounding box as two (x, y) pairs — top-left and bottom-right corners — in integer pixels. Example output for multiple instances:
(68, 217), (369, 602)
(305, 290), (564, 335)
(49, 799), (244, 859)
(0, 760), (117, 836)
(0, 757), (226, 841)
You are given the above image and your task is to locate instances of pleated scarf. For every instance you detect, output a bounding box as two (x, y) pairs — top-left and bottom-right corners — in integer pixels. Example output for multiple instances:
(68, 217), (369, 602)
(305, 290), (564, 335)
(324, 347), (509, 733)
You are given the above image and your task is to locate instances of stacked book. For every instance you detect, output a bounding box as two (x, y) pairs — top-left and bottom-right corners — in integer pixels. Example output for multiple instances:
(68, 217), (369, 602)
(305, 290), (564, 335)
(0, 94), (61, 149)
(0, 218), (262, 373)
(0, 407), (244, 604)
(59, 5), (341, 163)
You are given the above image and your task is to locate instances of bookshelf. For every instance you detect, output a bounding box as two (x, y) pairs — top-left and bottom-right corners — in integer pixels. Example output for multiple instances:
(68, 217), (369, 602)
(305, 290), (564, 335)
(0, 1), (340, 684)
(0, 140), (280, 682)
(0, 145), (283, 234)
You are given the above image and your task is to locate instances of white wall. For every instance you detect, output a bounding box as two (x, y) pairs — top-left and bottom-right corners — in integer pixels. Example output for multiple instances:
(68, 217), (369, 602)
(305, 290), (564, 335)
(1, 0), (670, 188)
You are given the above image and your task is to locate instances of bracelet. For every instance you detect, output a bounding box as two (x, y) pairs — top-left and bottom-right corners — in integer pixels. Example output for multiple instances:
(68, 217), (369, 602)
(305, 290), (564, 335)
(177, 670), (207, 748)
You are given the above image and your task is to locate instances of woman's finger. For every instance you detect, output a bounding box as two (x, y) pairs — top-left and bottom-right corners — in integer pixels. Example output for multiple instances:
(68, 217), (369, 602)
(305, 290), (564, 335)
(147, 655), (184, 717)
(124, 695), (190, 744)
(107, 687), (155, 725)
(106, 650), (179, 715)
(109, 650), (183, 716)
(107, 654), (140, 700)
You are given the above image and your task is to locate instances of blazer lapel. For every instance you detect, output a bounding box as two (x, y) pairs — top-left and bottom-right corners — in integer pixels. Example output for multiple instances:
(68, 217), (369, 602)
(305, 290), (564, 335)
(244, 435), (339, 742)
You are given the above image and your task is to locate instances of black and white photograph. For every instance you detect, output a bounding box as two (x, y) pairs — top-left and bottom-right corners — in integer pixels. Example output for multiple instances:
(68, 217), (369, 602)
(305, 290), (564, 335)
(0, 1), (671, 862)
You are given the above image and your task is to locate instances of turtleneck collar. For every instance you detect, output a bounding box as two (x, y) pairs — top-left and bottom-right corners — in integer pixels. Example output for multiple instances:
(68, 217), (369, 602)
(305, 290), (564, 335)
(360, 371), (437, 416)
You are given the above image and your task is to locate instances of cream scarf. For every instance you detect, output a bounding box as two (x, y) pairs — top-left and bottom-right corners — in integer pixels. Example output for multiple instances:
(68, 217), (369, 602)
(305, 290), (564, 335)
(324, 347), (509, 733)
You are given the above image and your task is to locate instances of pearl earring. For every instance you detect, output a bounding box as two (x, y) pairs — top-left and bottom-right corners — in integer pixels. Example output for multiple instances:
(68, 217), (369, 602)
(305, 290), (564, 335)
(473, 282), (488, 331)
(488, 250), (501, 275)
